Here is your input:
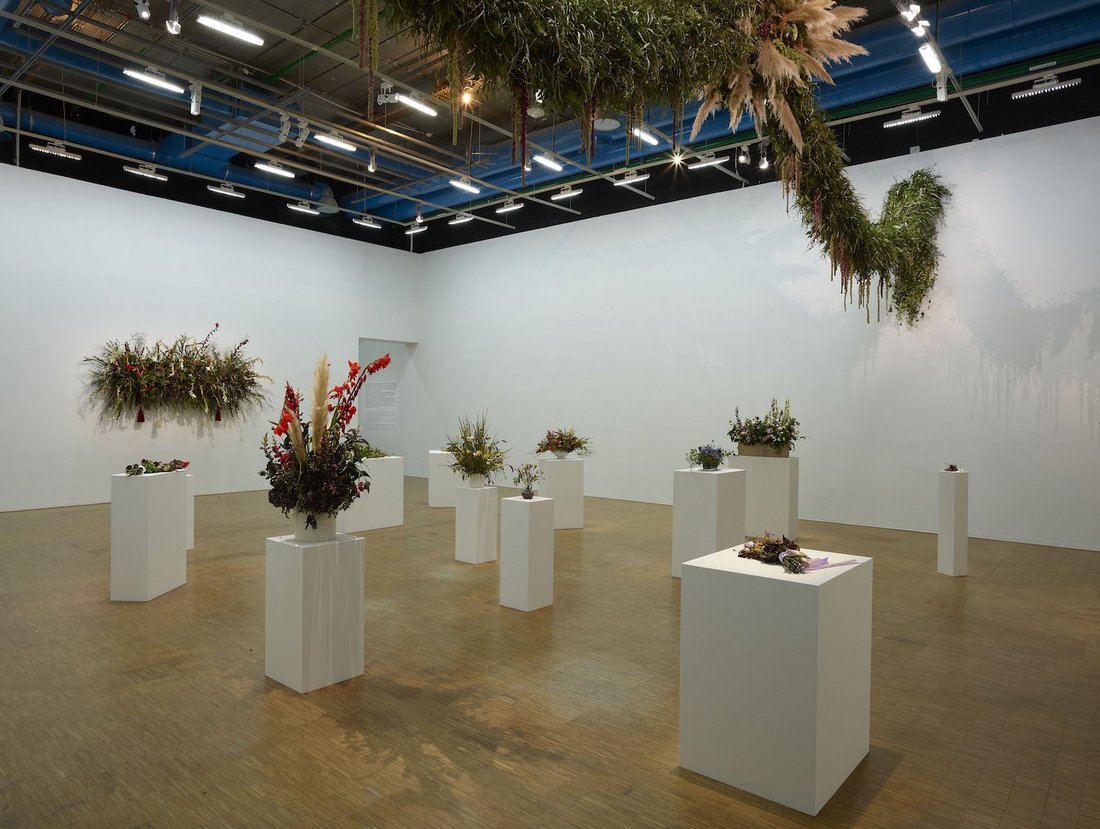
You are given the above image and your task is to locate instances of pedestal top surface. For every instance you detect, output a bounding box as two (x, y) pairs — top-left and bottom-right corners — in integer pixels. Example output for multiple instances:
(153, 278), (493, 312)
(503, 496), (553, 503)
(540, 457), (584, 463)
(429, 449), (453, 455)
(267, 533), (364, 548)
(675, 467), (744, 475)
(940, 469), (968, 475)
(111, 470), (188, 479)
(684, 546), (871, 587)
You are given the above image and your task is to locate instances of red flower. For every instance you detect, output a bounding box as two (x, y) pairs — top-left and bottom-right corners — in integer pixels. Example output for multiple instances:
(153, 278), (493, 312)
(365, 353), (391, 375)
(348, 361), (360, 379)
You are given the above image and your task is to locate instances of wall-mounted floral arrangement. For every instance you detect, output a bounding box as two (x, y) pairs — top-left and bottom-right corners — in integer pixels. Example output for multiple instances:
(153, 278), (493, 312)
(84, 323), (268, 423)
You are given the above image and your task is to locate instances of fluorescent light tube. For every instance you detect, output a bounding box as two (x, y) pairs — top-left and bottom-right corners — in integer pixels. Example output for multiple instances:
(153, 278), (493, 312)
(287, 201), (319, 215)
(123, 67), (186, 94)
(495, 200), (523, 214)
(632, 127), (659, 146)
(549, 186), (582, 201)
(449, 177), (480, 194)
(196, 14), (264, 46)
(613, 171), (650, 186)
(448, 213), (474, 225)
(395, 93), (437, 117)
(29, 141), (82, 160)
(405, 225), (427, 235)
(883, 107), (941, 128)
(207, 183), (244, 198)
(123, 163), (167, 181)
(353, 216), (381, 229)
(687, 153), (729, 170)
(532, 154), (563, 172)
(314, 133), (356, 152)
(254, 160), (295, 178)
(1011, 75), (1082, 100)
(918, 42), (942, 74)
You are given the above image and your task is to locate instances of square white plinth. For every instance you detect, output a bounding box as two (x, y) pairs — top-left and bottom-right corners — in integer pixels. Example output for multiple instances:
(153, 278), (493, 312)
(680, 546), (872, 816)
(733, 455), (799, 538)
(337, 456), (405, 533)
(938, 470), (968, 576)
(455, 485), (499, 564)
(428, 450), (459, 508)
(186, 473), (195, 550)
(538, 457), (584, 529)
(672, 468), (747, 578)
(265, 533), (365, 694)
(500, 496), (554, 611)
(110, 471), (188, 602)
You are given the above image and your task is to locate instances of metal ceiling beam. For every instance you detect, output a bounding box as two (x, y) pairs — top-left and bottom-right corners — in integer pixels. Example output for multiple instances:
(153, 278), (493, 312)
(0, 0), (94, 99)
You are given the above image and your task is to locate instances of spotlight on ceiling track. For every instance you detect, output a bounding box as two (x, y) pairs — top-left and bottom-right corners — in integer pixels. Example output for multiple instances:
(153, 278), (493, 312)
(632, 126), (659, 146)
(900, 4), (921, 22)
(936, 71), (947, 103)
(531, 154), (563, 172)
(123, 67), (186, 94)
(737, 145), (750, 164)
(449, 176), (481, 194)
(196, 14), (264, 46)
(687, 152), (729, 170)
(207, 183), (244, 199)
(406, 224), (427, 236)
(549, 185), (582, 201)
(414, 206), (423, 224)
(254, 159), (295, 178)
(883, 106), (941, 128)
(1011, 74), (1082, 100)
(189, 83), (202, 116)
(294, 119), (309, 150)
(367, 149), (377, 173)
(495, 199), (524, 214)
(123, 162), (167, 181)
(29, 141), (82, 160)
(287, 201), (319, 215)
(448, 213), (474, 226)
(353, 216), (381, 229)
(134, 0), (151, 21)
(759, 151), (770, 171)
(165, 0), (181, 34)
(277, 112), (291, 143)
(314, 132), (356, 152)
(613, 170), (650, 186)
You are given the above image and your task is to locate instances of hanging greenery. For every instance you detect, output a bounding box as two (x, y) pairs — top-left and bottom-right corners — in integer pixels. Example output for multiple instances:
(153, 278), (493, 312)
(377, 0), (952, 324)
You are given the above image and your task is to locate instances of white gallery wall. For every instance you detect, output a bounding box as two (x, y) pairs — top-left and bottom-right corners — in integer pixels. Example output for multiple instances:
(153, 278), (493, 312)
(410, 117), (1100, 551)
(0, 163), (419, 511)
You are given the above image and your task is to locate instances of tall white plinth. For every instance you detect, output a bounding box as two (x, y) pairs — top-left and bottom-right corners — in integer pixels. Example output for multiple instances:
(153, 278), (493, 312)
(265, 534), (365, 694)
(110, 471), (188, 602)
(337, 456), (405, 533)
(500, 497), (554, 611)
(938, 470), (968, 576)
(428, 450), (459, 507)
(680, 546), (872, 816)
(538, 457), (584, 529)
(672, 468), (747, 578)
(455, 485), (499, 564)
(733, 455), (799, 538)
(186, 473), (195, 550)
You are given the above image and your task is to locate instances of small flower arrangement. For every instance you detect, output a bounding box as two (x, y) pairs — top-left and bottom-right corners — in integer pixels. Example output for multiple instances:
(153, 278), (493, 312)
(728, 398), (802, 454)
(124, 459), (190, 476)
(361, 442), (391, 460)
(445, 412), (508, 482)
(944, 463), (959, 472)
(512, 462), (542, 498)
(739, 533), (857, 574)
(535, 427), (593, 457)
(686, 442), (733, 470)
(259, 353), (391, 529)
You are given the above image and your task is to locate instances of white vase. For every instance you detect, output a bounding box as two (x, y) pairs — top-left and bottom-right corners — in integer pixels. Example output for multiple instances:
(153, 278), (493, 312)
(293, 511), (337, 542)
(466, 473), (486, 489)
(551, 450), (569, 459)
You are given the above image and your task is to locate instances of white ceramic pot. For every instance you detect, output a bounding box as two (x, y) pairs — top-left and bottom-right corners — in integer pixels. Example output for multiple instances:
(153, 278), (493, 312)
(293, 511), (337, 542)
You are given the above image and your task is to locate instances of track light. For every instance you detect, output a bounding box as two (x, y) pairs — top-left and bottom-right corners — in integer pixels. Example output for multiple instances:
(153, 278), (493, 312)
(165, 0), (181, 34)
(883, 106), (941, 128)
(353, 216), (381, 229)
(123, 162), (167, 181)
(406, 225), (427, 235)
(287, 201), (319, 215)
(189, 83), (202, 116)
(448, 213), (474, 225)
(277, 112), (291, 143)
(414, 206), (423, 224)
(918, 42), (942, 74)
(196, 14), (264, 46)
(549, 185), (582, 201)
(134, 0), (151, 21)
(532, 154), (563, 172)
(759, 153), (769, 171)
(632, 126), (659, 146)
(294, 119), (308, 150)
(254, 159), (295, 178)
(910, 19), (930, 37)
(687, 153), (729, 170)
(936, 71), (947, 103)
(900, 4), (921, 22)
(495, 199), (523, 214)
(29, 141), (82, 160)
(367, 149), (377, 173)
(1011, 74), (1082, 100)
(394, 93), (437, 117)
(523, 157), (532, 172)
(207, 183), (244, 199)
(123, 67), (186, 95)
(613, 170), (650, 186)
(449, 176), (481, 194)
(314, 132), (357, 152)
(671, 151), (684, 165)
(737, 145), (750, 164)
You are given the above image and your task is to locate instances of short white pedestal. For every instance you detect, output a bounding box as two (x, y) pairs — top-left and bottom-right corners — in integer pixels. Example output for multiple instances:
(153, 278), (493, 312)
(680, 546), (872, 816)
(110, 471), (188, 602)
(500, 497), (554, 611)
(455, 485), (499, 564)
(672, 468), (747, 579)
(337, 456), (405, 533)
(185, 473), (195, 550)
(734, 455), (799, 538)
(265, 534), (365, 694)
(428, 450), (459, 507)
(538, 457), (584, 529)
(938, 470), (968, 576)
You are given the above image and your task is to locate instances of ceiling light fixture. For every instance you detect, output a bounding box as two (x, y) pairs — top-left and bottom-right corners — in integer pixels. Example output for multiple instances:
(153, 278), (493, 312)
(394, 93), (437, 117)
(550, 185), (582, 201)
(759, 153), (770, 171)
(910, 19), (930, 37)
(406, 224), (427, 235)
(353, 216), (381, 229)
(936, 71), (947, 102)
(449, 176), (481, 194)
(1011, 74), (1082, 100)
(133, 0), (151, 21)
(294, 119), (309, 150)
(687, 153), (730, 170)
(737, 145), (750, 164)
(531, 154), (563, 172)
(495, 200), (523, 214)
(277, 112), (291, 143)
(123, 162), (167, 181)
(613, 170), (650, 186)
(123, 67), (186, 95)
(314, 132), (356, 152)
(900, 3), (921, 22)
(414, 206), (423, 224)
(287, 201), (319, 215)
(165, 0), (181, 34)
(196, 14), (264, 46)
(207, 183), (244, 199)
(671, 151), (683, 165)
(883, 106), (941, 128)
(918, 42), (942, 74)
(254, 159), (295, 178)
(29, 141), (82, 160)
(448, 213), (474, 225)
(367, 149), (377, 173)
(632, 127), (659, 146)
(189, 83), (202, 117)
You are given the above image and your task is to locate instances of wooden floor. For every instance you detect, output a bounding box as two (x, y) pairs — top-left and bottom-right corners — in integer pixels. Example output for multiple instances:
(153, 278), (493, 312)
(1, 479), (1097, 828)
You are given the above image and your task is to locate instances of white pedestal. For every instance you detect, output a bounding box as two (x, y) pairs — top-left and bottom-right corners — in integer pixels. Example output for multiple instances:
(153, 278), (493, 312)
(680, 546), (872, 816)
(110, 471), (188, 602)
(455, 485), (499, 564)
(337, 456), (404, 533)
(428, 450), (459, 507)
(500, 497), (554, 611)
(538, 457), (584, 529)
(671, 468), (746, 578)
(733, 455), (799, 538)
(265, 533), (365, 694)
(186, 473), (194, 550)
(938, 470), (968, 576)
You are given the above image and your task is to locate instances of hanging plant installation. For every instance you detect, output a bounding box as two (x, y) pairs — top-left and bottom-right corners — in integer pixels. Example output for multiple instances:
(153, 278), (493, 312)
(373, 0), (951, 325)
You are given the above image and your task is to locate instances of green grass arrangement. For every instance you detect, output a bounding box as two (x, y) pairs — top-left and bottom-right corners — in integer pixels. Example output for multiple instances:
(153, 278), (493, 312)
(445, 413), (508, 482)
(84, 324), (268, 423)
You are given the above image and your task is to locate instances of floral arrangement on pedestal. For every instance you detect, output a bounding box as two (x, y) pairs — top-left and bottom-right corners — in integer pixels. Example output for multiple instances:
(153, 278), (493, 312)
(259, 353), (391, 531)
(124, 459), (190, 476)
(944, 463), (960, 472)
(535, 427), (593, 459)
(85, 323), (268, 423)
(445, 412), (508, 484)
(361, 442), (391, 460)
(512, 462), (542, 499)
(686, 442), (733, 470)
(739, 533), (857, 574)
(728, 399), (802, 457)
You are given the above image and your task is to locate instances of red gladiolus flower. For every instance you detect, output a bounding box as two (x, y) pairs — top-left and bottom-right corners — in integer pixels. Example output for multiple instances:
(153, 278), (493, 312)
(348, 361), (360, 378)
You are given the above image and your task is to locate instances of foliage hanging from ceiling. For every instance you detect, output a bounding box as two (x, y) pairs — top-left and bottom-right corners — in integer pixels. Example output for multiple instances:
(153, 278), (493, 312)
(372, 0), (951, 325)
(84, 324), (269, 423)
